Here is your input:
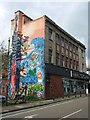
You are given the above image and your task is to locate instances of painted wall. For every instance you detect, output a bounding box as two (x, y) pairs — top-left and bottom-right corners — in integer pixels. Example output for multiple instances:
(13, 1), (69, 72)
(8, 11), (45, 99)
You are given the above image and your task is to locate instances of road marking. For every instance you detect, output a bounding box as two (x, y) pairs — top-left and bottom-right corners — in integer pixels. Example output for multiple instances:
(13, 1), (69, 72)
(2, 100), (73, 118)
(24, 114), (38, 118)
(62, 109), (82, 119)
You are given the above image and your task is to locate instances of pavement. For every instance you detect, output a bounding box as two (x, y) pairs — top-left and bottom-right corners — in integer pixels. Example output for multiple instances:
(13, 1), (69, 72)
(1, 94), (87, 114)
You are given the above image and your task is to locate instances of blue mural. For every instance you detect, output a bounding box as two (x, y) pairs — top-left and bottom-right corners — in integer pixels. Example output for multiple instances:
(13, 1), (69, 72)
(20, 37), (45, 85)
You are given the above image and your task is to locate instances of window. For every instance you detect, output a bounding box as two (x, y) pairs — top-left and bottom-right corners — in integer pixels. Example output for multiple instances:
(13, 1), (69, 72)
(56, 44), (59, 52)
(24, 19), (26, 24)
(65, 57), (68, 68)
(73, 54), (75, 60)
(82, 63), (84, 71)
(66, 50), (68, 56)
(56, 33), (60, 44)
(61, 47), (64, 54)
(81, 49), (84, 58)
(70, 52), (72, 58)
(73, 60), (76, 70)
(76, 61), (79, 71)
(56, 52), (59, 65)
(61, 36), (64, 47)
(49, 49), (52, 63)
(65, 39), (68, 49)
(76, 55), (79, 61)
(69, 42), (73, 51)
(76, 46), (78, 54)
(61, 55), (64, 67)
(70, 59), (72, 69)
(49, 28), (52, 40)
(73, 45), (76, 53)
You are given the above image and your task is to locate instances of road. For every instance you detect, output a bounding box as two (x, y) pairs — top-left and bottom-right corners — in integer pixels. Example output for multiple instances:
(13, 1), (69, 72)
(1, 96), (88, 119)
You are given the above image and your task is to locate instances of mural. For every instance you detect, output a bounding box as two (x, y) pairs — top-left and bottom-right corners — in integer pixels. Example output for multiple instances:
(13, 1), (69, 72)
(8, 14), (45, 99)
(20, 37), (45, 98)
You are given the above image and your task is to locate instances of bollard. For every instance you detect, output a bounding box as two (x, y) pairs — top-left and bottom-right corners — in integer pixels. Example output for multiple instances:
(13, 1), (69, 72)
(6, 85), (8, 106)
(80, 91), (81, 97)
(75, 91), (76, 97)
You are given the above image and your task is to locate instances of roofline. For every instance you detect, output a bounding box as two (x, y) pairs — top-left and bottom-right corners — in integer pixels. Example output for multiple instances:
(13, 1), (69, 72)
(44, 15), (86, 49)
(15, 10), (33, 21)
(11, 19), (14, 21)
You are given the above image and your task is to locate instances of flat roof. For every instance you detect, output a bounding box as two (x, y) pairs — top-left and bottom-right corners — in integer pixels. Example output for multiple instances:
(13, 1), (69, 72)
(44, 15), (86, 49)
(14, 10), (33, 21)
(12, 11), (86, 49)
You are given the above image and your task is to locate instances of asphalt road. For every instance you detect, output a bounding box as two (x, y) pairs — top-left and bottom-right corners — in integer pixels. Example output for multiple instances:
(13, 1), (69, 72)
(1, 96), (88, 119)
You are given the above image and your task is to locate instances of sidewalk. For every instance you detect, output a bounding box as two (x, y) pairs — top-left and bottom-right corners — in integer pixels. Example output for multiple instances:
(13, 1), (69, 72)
(1, 94), (87, 114)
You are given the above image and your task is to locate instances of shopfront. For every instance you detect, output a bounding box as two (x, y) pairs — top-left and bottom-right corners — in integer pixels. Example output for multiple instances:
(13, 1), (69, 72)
(62, 78), (87, 96)
(45, 63), (89, 99)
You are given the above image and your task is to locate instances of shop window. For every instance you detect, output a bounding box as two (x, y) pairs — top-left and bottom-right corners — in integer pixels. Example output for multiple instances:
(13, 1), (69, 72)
(63, 80), (77, 95)
(63, 80), (70, 94)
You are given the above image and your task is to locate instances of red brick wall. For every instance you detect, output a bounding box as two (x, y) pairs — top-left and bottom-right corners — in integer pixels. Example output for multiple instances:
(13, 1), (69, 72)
(50, 74), (62, 98)
(45, 74), (62, 99)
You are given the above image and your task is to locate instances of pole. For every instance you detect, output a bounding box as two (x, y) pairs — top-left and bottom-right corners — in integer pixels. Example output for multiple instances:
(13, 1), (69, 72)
(6, 84), (8, 106)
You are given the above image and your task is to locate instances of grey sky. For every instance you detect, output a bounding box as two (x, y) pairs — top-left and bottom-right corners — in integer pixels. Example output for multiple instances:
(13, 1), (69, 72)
(0, 1), (88, 66)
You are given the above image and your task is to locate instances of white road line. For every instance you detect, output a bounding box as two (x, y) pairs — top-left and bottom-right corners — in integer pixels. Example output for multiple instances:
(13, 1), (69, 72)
(62, 109), (82, 119)
(2, 100), (73, 118)
(24, 114), (38, 118)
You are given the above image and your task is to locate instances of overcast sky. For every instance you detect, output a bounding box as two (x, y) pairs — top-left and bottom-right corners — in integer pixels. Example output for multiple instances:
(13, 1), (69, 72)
(0, 1), (89, 67)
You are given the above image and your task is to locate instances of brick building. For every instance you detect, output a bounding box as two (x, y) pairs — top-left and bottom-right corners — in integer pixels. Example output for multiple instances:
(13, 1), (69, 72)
(9, 10), (89, 99)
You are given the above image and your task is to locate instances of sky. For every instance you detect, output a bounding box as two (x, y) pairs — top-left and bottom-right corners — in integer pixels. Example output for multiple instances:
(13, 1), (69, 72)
(0, 1), (89, 67)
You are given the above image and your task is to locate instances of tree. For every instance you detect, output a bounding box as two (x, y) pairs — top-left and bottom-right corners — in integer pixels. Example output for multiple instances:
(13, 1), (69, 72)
(0, 41), (8, 78)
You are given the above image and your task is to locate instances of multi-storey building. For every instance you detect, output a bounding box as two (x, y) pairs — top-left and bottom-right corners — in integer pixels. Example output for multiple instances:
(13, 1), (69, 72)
(9, 10), (89, 99)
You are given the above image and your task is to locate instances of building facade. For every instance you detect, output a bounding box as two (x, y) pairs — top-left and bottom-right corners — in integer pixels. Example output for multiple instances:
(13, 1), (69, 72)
(8, 10), (89, 99)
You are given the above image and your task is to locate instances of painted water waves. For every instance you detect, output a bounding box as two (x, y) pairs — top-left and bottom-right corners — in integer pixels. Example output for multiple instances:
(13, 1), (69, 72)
(20, 36), (45, 98)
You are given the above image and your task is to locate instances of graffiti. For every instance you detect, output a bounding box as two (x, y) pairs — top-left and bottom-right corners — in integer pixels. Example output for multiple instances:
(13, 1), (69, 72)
(19, 37), (45, 98)
(8, 14), (45, 99)
(8, 33), (45, 98)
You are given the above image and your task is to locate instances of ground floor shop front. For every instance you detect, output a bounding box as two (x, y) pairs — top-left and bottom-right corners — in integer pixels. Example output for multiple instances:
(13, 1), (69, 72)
(45, 63), (89, 99)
